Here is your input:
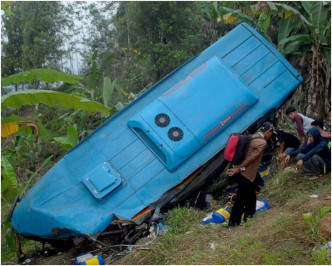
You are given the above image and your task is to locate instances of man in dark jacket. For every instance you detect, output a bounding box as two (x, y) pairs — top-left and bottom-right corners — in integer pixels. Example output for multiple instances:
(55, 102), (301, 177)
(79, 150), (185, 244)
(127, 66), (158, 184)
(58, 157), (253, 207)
(226, 122), (273, 226)
(271, 129), (301, 169)
(285, 127), (331, 180)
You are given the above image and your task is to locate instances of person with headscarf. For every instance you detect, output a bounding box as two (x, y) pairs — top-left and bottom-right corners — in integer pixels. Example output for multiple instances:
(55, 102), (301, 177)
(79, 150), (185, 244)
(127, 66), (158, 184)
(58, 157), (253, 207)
(311, 119), (331, 140)
(284, 127), (331, 180)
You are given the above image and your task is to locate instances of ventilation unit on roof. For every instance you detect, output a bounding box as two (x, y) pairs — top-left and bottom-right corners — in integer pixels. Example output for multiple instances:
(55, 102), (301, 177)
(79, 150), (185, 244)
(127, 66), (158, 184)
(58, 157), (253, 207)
(168, 127), (184, 142)
(155, 113), (170, 128)
(128, 56), (259, 171)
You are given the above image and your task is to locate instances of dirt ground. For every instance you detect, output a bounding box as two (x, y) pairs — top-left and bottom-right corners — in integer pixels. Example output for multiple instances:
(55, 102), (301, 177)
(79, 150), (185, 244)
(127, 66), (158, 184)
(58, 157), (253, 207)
(27, 184), (330, 265)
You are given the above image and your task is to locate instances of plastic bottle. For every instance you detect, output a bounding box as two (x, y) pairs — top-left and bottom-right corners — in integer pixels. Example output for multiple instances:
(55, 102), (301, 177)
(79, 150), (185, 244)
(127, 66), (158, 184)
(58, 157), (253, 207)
(255, 199), (270, 212)
(201, 207), (231, 224)
(211, 207), (231, 223)
(205, 194), (213, 209)
(74, 253), (105, 265)
(201, 200), (269, 225)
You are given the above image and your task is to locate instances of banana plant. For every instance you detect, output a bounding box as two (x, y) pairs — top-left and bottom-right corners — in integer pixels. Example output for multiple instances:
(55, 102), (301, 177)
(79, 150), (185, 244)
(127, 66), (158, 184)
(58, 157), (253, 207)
(80, 51), (115, 100)
(53, 125), (79, 151)
(1, 68), (83, 90)
(1, 68), (112, 115)
(276, 2), (330, 55)
(2, 120), (40, 142)
(103, 76), (130, 111)
(1, 156), (18, 204)
(2, 89), (111, 114)
(1, 68), (83, 85)
(209, 1), (274, 42)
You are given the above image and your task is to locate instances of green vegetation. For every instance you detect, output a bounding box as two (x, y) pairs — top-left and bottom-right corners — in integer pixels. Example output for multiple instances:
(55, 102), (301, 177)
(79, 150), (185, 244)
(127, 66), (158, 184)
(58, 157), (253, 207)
(115, 170), (331, 265)
(2, 89), (111, 114)
(1, 1), (331, 264)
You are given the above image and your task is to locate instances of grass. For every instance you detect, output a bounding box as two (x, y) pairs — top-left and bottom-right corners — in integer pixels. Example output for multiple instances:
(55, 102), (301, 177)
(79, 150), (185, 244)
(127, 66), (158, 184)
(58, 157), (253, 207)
(1, 202), (43, 263)
(114, 167), (331, 265)
(2, 165), (330, 265)
(312, 247), (330, 264)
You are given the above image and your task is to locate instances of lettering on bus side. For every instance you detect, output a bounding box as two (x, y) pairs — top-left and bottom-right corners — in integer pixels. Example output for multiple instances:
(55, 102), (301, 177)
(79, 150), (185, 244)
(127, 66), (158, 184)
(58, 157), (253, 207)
(162, 64), (208, 97)
(204, 103), (249, 142)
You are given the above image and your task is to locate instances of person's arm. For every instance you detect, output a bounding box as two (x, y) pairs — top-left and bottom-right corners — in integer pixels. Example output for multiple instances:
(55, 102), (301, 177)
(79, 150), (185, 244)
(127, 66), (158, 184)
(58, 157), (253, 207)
(322, 131), (331, 139)
(226, 167), (240, 176)
(227, 140), (266, 176)
(299, 141), (328, 162)
(278, 141), (285, 159)
(284, 142), (307, 164)
(294, 115), (306, 142)
(238, 141), (267, 169)
(287, 142), (307, 157)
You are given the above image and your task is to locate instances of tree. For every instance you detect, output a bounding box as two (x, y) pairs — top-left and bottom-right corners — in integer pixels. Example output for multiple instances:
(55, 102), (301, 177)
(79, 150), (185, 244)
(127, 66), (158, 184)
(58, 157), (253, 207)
(1, 2), (23, 75)
(205, 1), (331, 119)
(1, 1), (68, 76)
(113, 1), (205, 85)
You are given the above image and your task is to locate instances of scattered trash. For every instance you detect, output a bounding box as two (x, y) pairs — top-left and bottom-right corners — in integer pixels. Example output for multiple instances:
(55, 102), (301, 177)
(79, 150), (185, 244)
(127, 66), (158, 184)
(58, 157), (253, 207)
(225, 183), (238, 193)
(327, 241), (331, 249)
(255, 199), (270, 212)
(209, 242), (217, 250)
(151, 207), (166, 221)
(23, 258), (33, 265)
(201, 199), (270, 225)
(205, 193), (218, 209)
(201, 212), (214, 224)
(259, 164), (272, 180)
(148, 222), (168, 238)
(310, 194), (318, 198)
(74, 253), (104, 265)
(201, 207), (231, 224)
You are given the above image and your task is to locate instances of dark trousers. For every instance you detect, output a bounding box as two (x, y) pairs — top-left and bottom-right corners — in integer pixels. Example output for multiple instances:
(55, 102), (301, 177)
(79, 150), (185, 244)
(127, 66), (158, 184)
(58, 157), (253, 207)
(229, 173), (257, 226)
(297, 153), (326, 176)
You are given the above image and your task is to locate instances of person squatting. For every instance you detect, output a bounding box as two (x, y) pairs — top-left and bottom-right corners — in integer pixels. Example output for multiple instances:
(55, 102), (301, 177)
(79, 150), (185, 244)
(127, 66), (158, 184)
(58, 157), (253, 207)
(225, 109), (331, 226)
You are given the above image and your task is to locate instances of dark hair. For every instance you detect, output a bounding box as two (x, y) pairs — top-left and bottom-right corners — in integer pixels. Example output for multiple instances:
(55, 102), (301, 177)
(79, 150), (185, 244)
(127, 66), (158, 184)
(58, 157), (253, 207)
(261, 122), (275, 132)
(285, 106), (296, 115)
(311, 119), (324, 129)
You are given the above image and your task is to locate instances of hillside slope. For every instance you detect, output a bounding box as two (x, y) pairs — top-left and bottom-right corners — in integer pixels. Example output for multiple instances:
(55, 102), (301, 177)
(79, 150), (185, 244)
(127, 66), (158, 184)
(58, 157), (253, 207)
(113, 169), (331, 265)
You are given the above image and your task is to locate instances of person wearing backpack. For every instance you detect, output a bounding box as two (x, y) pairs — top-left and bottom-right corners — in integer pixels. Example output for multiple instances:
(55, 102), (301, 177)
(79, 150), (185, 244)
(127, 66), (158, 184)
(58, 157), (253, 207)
(226, 122), (274, 226)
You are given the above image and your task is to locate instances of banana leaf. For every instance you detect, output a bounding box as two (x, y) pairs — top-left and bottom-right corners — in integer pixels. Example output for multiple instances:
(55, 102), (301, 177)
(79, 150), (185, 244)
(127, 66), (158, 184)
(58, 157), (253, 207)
(2, 90), (111, 114)
(1, 69), (82, 86)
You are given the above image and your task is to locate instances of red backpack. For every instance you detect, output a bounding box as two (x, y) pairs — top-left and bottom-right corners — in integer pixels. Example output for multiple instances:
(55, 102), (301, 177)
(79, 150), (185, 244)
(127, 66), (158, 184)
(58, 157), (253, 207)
(224, 133), (261, 165)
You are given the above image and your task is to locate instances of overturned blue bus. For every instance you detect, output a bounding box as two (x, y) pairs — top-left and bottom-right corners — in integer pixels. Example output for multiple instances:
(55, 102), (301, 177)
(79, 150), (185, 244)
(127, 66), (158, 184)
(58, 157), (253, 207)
(11, 23), (302, 242)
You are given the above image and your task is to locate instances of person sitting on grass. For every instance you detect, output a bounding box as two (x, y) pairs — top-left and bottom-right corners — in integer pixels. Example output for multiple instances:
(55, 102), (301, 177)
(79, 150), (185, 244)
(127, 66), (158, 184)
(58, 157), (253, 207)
(271, 129), (301, 170)
(284, 127), (331, 180)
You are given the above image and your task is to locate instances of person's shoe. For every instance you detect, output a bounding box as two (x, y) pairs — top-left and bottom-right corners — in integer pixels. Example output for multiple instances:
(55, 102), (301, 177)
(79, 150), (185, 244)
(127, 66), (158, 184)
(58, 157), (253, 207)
(308, 175), (320, 180)
(283, 167), (296, 172)
(228, 221), (240, 227)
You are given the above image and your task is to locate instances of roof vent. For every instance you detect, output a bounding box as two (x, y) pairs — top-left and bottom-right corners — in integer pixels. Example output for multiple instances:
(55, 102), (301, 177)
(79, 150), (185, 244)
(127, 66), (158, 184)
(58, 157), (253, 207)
(155, 113), (170, 128)
(168, 127), (184, 141)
